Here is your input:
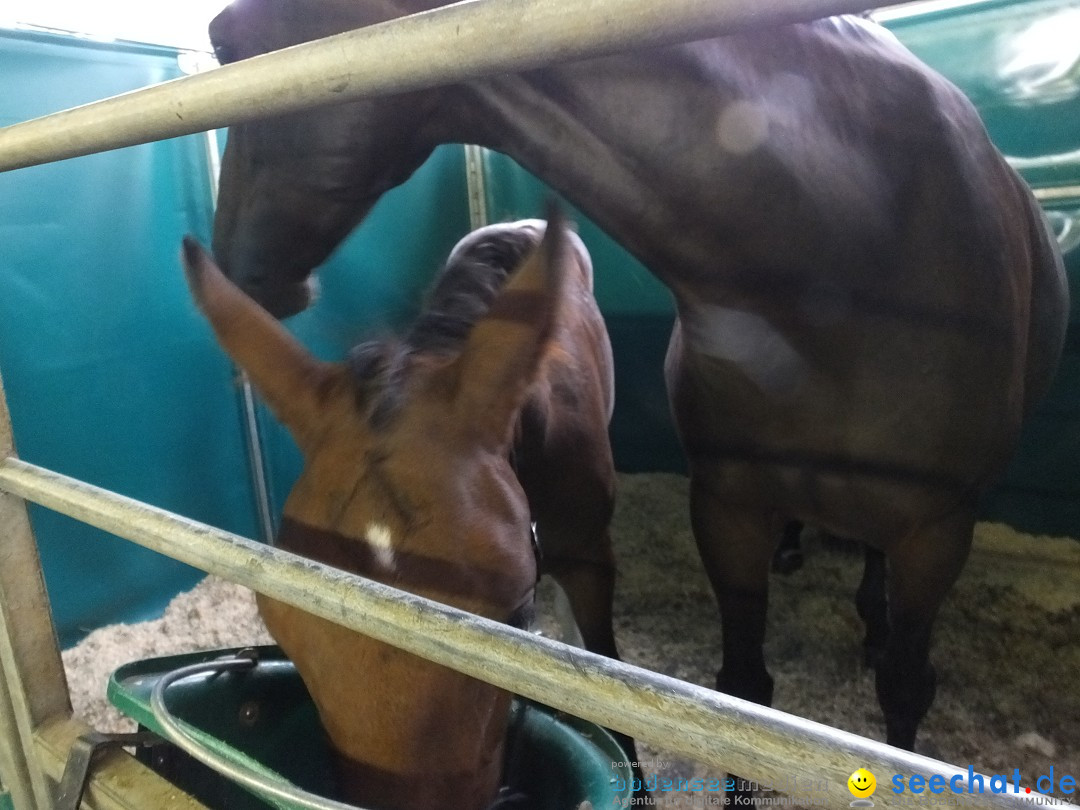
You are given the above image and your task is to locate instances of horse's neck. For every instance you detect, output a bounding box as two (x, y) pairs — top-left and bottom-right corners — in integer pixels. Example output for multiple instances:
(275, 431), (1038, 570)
(425, 18), (931, 305)
(436, 44), (747, 291)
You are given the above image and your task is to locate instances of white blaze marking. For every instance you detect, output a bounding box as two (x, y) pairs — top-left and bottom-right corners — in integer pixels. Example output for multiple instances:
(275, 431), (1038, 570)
(365, 522), (396, 567)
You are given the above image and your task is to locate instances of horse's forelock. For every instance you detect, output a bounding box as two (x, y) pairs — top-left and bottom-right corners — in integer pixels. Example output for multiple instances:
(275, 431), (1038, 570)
(347, 341), (391, 381)
(343, 225), (544, 431)
(346, 340), (407, 430)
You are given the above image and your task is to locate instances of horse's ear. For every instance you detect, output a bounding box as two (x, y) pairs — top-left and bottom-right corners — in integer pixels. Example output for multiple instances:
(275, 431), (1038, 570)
(181, 237), (336, 452)
(454, 207), (570, 449)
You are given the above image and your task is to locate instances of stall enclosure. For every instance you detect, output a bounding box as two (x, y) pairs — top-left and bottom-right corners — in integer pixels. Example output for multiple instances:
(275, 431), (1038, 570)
(2, 0), (1080, 648)
(0, 0), (1077, 808)
(0, 28), (472, 646)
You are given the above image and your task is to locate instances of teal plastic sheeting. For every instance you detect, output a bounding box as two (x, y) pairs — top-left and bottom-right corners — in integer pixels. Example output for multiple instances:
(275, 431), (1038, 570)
(0, 29), (246, 646)
(887, 0), (1080, 190)
(0, 29), (475, 645)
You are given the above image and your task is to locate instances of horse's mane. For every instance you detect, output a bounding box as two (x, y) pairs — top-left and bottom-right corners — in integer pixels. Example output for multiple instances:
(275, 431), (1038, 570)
(345, 225), (539, 428)
(406, 227), (538, 353)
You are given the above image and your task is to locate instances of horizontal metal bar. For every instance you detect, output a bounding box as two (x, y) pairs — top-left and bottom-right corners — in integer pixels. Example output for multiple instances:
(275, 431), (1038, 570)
(0, 458), (1067, 808)
(1007, 147), (1080, 172)
(1034, 185), (1080, 203)
(0, 0), (885, 173)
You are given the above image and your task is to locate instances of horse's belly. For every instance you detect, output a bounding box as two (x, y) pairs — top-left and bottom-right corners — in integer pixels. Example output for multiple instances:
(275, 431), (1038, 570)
(665, 302), (1018, 535)
(675, 302), (808, 398)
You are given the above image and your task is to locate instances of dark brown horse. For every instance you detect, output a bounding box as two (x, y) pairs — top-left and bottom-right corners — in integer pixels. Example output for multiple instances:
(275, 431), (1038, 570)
(182, 212), (623, 810)
(206, 0), (1069, 777)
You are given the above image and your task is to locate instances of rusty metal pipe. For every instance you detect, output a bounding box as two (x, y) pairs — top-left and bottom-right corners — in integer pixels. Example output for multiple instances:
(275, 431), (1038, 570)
(0, 456), (1069, 809)
(0, 0), (886, 172)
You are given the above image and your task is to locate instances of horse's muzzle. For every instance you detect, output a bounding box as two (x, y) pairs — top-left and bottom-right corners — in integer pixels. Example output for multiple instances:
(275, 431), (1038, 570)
(243, 278), (318, 319)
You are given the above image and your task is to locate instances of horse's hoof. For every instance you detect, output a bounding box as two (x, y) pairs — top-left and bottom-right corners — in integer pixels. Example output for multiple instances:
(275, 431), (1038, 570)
(771, 548), (804, 575)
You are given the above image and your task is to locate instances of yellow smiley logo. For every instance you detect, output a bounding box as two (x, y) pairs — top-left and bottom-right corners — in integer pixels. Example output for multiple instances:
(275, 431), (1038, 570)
(848, 768), (877, 798)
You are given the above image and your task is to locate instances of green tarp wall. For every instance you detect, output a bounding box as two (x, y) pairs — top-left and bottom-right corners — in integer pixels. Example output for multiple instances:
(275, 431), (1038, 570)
(0, 28), (471, 646)
(481, 0), (1080, 536)
(0, 31), (228, 645)
(1, 0), (1078, 645)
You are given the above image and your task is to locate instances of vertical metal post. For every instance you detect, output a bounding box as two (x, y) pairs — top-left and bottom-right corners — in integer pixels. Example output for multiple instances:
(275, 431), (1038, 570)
(464, 144), (489, 230)
(0, 368), (72, 809)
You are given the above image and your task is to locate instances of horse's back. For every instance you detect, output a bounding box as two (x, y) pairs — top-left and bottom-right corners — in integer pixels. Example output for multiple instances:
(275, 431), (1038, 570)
(638, 18), (1070, 542)
(430, 220), (616, 559)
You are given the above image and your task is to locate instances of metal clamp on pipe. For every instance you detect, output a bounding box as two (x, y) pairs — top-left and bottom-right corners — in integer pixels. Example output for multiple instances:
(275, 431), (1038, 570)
(54, 729), (164, 810)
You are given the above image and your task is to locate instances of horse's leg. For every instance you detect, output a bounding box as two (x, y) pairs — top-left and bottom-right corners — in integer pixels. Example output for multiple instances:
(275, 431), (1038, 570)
(771, 520), (805, 574)
(544, 531), (645, 788)
(855, 545), (888, 667)
(688, 471), (777, 803)
(876, 510), (973, 750)
(549, 580), (586, 648)
(523, 442), (620, 661)
(545, 549), (619, 659)
(528, 460), (645, 792)
(540, 527), (626, 704)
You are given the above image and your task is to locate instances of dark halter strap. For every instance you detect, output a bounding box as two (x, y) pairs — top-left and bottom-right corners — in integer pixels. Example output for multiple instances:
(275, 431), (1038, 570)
(490, 523), (543, 809)
(277, 515), (545, 808)
(276, 516), (541, 629)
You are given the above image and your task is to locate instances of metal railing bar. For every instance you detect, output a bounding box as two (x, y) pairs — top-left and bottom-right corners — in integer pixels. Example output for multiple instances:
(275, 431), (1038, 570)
(1034, 185), (1080, 203)
(0, 0), (888, 173)
(0, 456), (1068, 808)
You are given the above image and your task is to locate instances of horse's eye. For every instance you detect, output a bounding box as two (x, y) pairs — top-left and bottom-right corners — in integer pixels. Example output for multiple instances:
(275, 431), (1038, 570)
(213, 44), (236, 65)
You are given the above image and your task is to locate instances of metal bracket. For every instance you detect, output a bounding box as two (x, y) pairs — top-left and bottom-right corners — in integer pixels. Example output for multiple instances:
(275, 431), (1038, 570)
(55, 729), (162, 810)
